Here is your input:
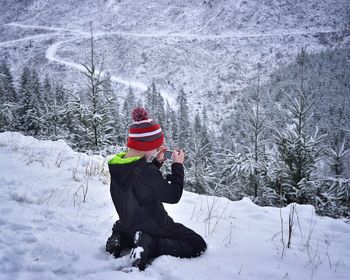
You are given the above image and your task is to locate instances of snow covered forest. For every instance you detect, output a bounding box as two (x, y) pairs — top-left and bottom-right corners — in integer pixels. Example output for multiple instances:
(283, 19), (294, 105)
(1, 0), (350, 279)
(1, 42), (349, 218)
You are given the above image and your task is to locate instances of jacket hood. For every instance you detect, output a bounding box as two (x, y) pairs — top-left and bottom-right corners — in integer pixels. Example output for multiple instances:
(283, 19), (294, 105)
(108, 152), (146, 191)
(108, 151), (142, 165)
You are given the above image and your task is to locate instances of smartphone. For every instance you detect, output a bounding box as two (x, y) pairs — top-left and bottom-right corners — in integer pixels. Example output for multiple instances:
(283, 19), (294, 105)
(164, 150), (173, 160)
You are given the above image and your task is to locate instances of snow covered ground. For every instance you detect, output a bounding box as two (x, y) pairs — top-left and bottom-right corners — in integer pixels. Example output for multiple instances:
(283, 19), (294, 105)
(0, 132), (349, 280)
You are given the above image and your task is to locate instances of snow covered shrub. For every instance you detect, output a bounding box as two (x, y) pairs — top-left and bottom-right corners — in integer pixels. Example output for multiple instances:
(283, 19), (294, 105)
(0, 102), (16, 132)
(317, 178), (350, 218)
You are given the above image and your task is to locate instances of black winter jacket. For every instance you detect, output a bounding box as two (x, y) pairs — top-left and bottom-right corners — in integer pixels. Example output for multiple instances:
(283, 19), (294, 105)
(108, 153), (184, 238)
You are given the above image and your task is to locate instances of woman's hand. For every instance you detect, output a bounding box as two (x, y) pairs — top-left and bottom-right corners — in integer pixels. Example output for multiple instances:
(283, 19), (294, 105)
(156, 146), (168, 163)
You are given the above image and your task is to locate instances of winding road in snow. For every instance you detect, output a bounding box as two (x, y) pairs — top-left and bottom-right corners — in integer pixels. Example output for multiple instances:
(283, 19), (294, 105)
(2, 22), (176, 105)
(1, 22), (343, 106)
(45, 36), (150, 92)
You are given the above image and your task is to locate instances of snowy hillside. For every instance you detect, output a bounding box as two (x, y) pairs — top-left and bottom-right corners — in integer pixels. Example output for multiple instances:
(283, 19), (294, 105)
(0, 0), (349, 117)
(0, 131), (349, 280)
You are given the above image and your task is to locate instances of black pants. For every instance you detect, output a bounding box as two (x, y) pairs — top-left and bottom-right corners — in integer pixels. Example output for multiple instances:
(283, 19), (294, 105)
(121, 222), (207, 258)
(154, 222), (207, 258)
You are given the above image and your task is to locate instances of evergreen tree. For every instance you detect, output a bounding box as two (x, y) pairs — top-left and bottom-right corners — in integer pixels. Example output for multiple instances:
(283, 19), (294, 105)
(155, 90), (166, 128)
(99, 101), (118, 154)
(0, 60), (16, 103)
(164, 101), (171, 142)
(326, 109), (349, 177)
(103, 75), (122, 144)
(177, 88), (191, 149)
(164, 100), (179, 148)
(126, 85), (136, 110)
(145, 81), (157, 114)
(121, 86), (136, 143)
(0, 100), (15, 132)
(273, 48), (326, 205)
(186, 112), (214, 194)
(65, 96), (91, 151)
(17, 67), (42, 136)
(97, 75), (119, 153)
(41, 76), (53, 137)
(0, 60), (17, 131)
(326, 140), (349, 177)
(170, 107), (179, 148)
(145, 80), (166, 127)
(42, 79), (68, 140)
(241, 75), (268, 198)
(200, 106), (213, 157)
(215, 148), (248, 200)
(319, 108), (350, 217)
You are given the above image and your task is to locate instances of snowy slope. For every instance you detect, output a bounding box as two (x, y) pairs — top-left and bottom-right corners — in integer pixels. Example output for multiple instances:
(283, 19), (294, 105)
(0, 0), (349, 121)
(0, 132), (349, 280)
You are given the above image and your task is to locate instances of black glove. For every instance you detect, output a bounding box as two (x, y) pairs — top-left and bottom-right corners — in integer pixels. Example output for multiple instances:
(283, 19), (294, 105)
(166, 174), (174, 182)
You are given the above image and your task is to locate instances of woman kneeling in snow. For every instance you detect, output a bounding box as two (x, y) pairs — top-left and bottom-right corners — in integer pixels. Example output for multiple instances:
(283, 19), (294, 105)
(106, 107), (207, 270)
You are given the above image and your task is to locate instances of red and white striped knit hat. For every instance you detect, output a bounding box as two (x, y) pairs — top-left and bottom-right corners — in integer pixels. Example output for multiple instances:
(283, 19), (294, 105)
(127, 107), (164, 151)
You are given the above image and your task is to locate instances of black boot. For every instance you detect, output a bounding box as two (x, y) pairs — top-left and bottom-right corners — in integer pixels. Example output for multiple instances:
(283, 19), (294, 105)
(106, 221), (124, 258)
(129, 231), (158, 271)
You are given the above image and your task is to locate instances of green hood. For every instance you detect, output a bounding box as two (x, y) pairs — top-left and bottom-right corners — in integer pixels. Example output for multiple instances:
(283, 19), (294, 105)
(108, 151), (142, 165)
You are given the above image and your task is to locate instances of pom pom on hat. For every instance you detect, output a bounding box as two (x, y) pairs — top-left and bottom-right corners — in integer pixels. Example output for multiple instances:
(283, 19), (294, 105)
(127, 107), (164, 151)
(132, 107), (149, 122)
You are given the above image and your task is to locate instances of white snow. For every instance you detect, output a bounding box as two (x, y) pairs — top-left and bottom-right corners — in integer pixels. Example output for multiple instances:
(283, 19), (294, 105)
(4, 21), (345, 112)
(130, 247), (145, 262)
(5, 22), (88, 35)
(4, 21), (342, 40)
(0, 131), (349, 280)
(0, 34), (67, 47)
(1, 0), (349, 126)
(3, 22), (177, 108)
(44, 34), (157, 100)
